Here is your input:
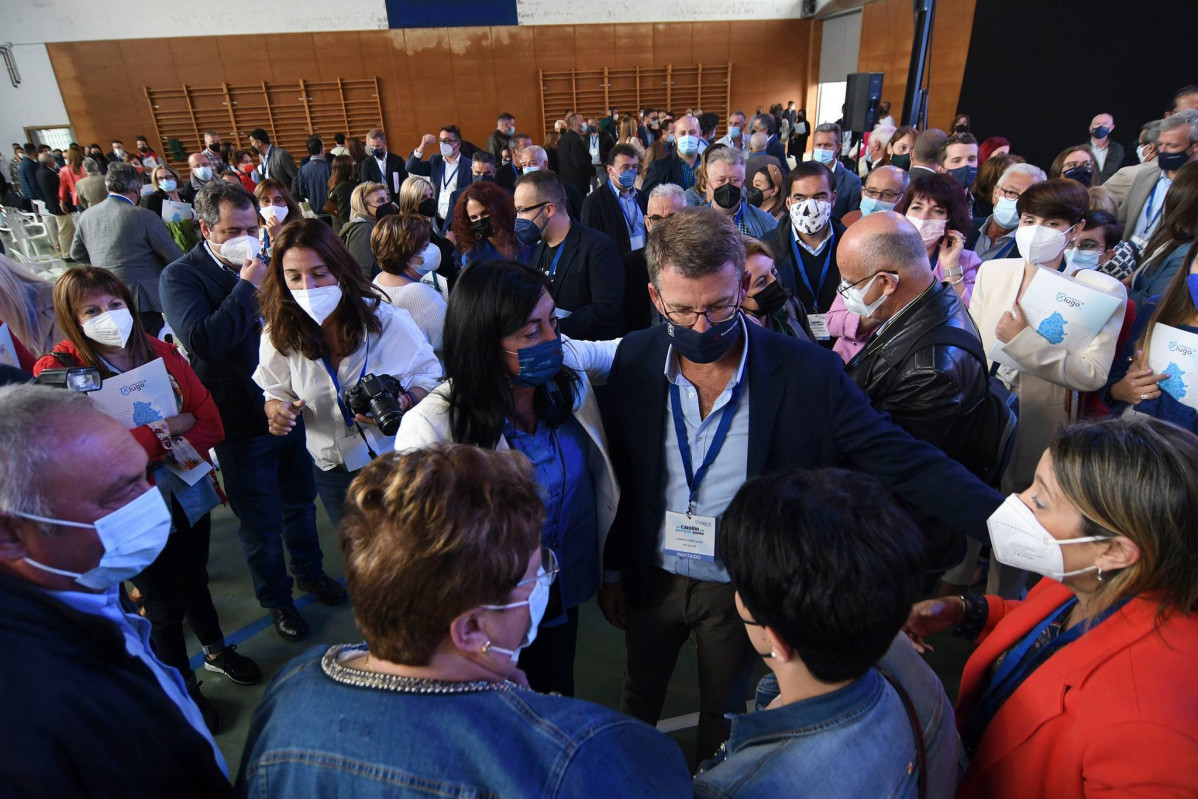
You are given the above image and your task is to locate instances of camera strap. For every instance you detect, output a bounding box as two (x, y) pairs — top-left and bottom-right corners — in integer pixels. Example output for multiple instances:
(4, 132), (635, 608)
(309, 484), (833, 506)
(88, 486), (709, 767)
(320, 338), (376, 457)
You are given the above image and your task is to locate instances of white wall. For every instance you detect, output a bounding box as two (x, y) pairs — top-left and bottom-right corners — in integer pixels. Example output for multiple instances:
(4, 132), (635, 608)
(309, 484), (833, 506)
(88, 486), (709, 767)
(0, 44), (71, 155)
(517, 0), (806, 25)
(818, 10), (861, 83)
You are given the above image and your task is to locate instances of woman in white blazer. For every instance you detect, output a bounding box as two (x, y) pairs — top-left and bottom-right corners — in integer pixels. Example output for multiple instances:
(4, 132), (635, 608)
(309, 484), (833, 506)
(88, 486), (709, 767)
(396, 259), (618, 696)
(951, 179), (1126, 597)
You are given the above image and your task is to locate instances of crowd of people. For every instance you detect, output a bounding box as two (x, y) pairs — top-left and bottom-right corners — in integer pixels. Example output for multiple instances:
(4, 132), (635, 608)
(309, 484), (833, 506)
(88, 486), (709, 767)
(1, 86), (1197, 798)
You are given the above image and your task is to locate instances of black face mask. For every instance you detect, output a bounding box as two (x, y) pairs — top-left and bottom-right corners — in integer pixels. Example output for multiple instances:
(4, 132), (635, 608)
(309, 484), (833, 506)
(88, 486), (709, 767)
(470, 217), (493, 238)
(375, 203), (399, 221)
(954, 124), (968, 133)
(890, 153), (911, 171)
(713, 183), (742, 210)
(745, 186), (765, 207)
(1063, 166), (1093, 187)
(667, 312), (742, 364)
(747, 280), (788, 316)
(207, 143), (221, 154)
(473, 174), (494, 184)
(417, 197), (437, 218)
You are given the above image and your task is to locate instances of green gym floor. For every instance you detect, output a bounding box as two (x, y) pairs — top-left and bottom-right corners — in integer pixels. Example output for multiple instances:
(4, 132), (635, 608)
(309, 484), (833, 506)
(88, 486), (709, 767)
(187, 502), (976, 776)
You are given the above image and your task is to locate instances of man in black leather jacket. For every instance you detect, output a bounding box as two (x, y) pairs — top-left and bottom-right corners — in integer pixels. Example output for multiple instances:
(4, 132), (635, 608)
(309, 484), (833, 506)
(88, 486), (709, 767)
(837, 212), (989, 574)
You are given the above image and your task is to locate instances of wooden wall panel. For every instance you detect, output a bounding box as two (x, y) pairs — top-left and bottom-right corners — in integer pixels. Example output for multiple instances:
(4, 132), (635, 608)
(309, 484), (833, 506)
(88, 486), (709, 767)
(858, 0), (977, 131)
(50, 19), (816, 159)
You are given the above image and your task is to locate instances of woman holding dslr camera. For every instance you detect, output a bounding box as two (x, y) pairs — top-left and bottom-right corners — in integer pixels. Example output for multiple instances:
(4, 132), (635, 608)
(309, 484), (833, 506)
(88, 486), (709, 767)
(254, 219), (441, 528)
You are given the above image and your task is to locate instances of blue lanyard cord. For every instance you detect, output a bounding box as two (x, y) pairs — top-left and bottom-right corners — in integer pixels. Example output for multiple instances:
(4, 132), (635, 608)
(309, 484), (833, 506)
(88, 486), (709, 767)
(319, 337), (370, 430)
(790, 228), (835, 312)
(546, 244), (566, 278)
(996, 237), (1017, 260)
(107, 193), (135, 205)
(1144, 178), (1167, 230)
(441, 162), (458, 190)
(669, 377), (745, 513)
(611, 183), (642, 235)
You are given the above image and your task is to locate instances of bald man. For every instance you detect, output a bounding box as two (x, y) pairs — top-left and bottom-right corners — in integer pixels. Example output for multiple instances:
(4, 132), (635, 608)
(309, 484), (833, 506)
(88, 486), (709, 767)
(838, 211), (991, 574)
(841, 165), (909, 227)
(745, 131), (784, 183)
(642, 114), (703, 196)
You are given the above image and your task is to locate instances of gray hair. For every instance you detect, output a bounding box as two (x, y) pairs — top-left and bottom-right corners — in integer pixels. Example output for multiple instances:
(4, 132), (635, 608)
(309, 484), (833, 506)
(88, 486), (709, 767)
(523, 145), (548, 166)
(0, 385), (94, 519)
(104, 162), (142, 194)
(730, 109), (747, 122)
(37, 153), (56, 168)
(706, 145), (746, 169)
(998, 162), (1047, 187)
(751, 113), (775, 135)
(194, 178), (258, 227)
(1160, 109), (1198, 142)
(82, 157), (100, 175)
(748, 131), (769, 152)
(203, 130), (219, 140)
(648, 183), (686, 205)
(870, 124), (898, 150)
(815, 122), (842, 140)
(1140, 120), (1162, 145)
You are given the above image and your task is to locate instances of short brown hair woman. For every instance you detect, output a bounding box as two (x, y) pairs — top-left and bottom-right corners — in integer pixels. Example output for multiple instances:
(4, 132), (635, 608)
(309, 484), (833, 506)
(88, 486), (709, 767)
(253, 219), (441, 527)
(32, 266), (258, 719)
(370, 213), (447, 358)
(906, 417), (1198, 798)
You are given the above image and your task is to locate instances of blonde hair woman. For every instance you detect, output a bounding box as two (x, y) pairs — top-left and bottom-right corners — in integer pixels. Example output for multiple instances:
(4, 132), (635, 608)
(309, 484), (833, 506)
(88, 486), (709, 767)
(340, 181), (389, 279)
(0, 253), (62, 359)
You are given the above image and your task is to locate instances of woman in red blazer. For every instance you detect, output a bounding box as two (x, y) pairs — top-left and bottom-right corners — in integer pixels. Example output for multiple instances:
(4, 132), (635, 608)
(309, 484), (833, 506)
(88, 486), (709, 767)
(34, 266), (260, 730)
(906, 416), (1198, 798)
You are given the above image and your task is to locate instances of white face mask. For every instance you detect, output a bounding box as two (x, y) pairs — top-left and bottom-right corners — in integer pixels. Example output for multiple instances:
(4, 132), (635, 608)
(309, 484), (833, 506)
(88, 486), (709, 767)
(987, 494), (1107, 581)
(18, 487), (172, 590)
(480, 570), (550, 662)
(789, 198), (832, 236)
(839, 272), (894, 318)
(410, 241), (441, 276)
(192, 165), (213, 182)
(1136, 144), (1151, 164)
(992, 196), (1020, 229)
(1016, 224), (1072, 265)
(260, 204), (289, 224)
(215, 234), (261, 265)
(1064, 247), (1101, 271)
(291, 284), (342, 325)
(82, 308), (134, 349)
(906, 215), (947, 244)
(440, 142), (456, 159)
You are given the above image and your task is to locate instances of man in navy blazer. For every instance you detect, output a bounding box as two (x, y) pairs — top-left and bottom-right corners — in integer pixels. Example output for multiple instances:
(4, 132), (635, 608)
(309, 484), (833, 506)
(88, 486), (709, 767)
(580, 143), (648, 258)
(159, 180), (345, 643)
(357, 128), (409, 202)
(406, 125), (474, 233)
(598, 206), (1003, 763)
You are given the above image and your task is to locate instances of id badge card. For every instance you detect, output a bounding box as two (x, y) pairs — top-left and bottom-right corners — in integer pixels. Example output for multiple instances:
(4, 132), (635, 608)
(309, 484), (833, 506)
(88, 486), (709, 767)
(629, 234), (645, 251)
(335, 428), (374, 472)
(808, 313), (830, 340)
(663, 510), (717, 562)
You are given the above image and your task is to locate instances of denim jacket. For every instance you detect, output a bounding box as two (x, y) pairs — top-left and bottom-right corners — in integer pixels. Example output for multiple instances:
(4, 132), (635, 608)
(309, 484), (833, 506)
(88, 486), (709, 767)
(237, 644), (691, 798)
(693, 635), (964, 799)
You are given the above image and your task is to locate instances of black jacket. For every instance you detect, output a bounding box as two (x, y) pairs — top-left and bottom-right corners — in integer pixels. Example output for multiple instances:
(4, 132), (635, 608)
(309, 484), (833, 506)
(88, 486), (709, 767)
(770, 218), (847, 315)
(641, 152), (697, 197)
(486, 129), (511, 160)
(0, 575), (230, 797)
(496, 161), (522, 192)
(621, 247), (656, 334)
(556, 130), (594, 195)
(33, 166), (63, 215)
(530, 221), (625, 340)
(580, 180), (648, 257)
(602, 321), (1003, 606)
(159, 243), (269, 440)
(356, 151), (409, 201)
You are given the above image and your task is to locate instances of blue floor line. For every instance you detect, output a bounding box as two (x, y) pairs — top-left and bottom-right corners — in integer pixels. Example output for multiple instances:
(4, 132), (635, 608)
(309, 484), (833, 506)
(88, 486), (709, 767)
(188, 577), (348, 671)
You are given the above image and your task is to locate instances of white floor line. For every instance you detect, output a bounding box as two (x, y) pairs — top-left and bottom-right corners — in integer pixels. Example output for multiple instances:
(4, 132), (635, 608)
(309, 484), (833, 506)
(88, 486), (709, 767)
(656, 700), (754, 733)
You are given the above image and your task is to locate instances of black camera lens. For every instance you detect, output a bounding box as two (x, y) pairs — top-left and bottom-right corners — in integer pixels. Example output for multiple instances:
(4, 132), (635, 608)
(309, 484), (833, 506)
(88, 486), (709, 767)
(369, 394), (404, 436)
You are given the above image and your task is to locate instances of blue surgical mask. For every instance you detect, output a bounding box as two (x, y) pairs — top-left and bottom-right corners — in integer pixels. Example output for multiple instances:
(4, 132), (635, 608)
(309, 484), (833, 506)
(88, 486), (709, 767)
(676, 135), (699, 156)
(728, 126), (742, 140)
(812, 147), (835, 165)
(859, 196), (897, 217)
(667, 313), (742, 364)
(1064, 247), (1100, 271)
(948, 164), (978, 189)
(616, 169), (636, 190)
(993, 196), (1020, 229)
(521, 165), (540, 175)
(666, 133), (676, 145)
(514, 206), (547, 246)
(1187, 275), (1198, 311)
(505, 337), (563, 387)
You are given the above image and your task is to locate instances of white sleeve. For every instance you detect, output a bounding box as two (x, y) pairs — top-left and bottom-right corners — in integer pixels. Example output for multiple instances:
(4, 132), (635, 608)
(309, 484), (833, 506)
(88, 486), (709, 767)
(252, 329), (299, 404)
(377, 305), (444, 393)
(562, 335), (621, 384)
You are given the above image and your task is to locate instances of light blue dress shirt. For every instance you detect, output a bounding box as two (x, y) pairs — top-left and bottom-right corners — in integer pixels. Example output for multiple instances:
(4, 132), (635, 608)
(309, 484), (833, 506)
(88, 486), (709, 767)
(654, 317), (750, 583)
(43, 585), (228, 777)
(610, 180), (646, 246)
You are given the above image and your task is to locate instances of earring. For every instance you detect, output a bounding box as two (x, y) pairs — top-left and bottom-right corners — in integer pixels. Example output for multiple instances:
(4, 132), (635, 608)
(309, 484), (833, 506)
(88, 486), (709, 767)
(770, 650), (779, 659)
(481, 641), (493, 654)
(1097, 567), (1104, 583)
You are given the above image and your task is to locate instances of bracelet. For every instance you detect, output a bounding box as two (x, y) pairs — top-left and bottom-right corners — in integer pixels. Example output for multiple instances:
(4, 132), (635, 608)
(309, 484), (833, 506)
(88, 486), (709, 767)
(942, 268), (963, 278)
(948, 276), (965, 286)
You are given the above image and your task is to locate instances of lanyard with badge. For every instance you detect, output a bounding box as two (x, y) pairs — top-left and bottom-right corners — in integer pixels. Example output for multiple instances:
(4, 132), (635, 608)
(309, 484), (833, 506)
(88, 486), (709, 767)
(1135, 177), (1168, 247)
(544, 243), (566, 279)
(663, 376), (745, 562)
(320, 337), (379, 472)
(441, 161), (459, 192)
(613, 184), (645, 250)
(790, 227), (835, 339)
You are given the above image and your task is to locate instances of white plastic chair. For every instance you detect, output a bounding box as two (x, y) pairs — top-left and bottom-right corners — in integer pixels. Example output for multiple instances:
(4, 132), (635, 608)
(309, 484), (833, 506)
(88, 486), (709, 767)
(1, 206), (55, 260)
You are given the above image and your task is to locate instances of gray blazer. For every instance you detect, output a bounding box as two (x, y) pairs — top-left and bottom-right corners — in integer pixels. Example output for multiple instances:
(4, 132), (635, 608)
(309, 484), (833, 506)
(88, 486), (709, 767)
(70, 196), (183, 312)
(261, 145), (299, 191)
(1118, 165), (1166, 241)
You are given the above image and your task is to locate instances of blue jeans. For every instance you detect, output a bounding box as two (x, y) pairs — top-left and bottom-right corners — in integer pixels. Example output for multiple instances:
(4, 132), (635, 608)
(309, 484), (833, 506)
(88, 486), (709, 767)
(311, 465), (357, 530)
(214, 427), (324, 609)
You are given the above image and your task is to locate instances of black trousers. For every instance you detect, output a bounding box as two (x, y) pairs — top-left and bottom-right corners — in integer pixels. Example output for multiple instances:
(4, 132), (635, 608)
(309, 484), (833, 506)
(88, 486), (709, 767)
(518, 606), (580, 696)
(130, 494), (225, 684)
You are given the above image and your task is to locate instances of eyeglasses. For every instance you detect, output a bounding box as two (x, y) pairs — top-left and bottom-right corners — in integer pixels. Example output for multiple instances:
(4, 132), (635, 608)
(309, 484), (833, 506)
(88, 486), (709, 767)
(997, 186), (1024, 201)
(646, 214), (673, 223)
(660, 297), (742, 328)
(862, 188), (903, 201)
(514, 201), (550, 217)
(837, 271), (897, 296)
(516, 546), (560, 589)
(437, 138), (459, 146)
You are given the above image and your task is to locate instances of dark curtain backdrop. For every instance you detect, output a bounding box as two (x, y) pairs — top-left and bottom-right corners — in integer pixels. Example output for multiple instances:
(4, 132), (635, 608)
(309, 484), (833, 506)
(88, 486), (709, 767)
(957, 0), (1197, 174)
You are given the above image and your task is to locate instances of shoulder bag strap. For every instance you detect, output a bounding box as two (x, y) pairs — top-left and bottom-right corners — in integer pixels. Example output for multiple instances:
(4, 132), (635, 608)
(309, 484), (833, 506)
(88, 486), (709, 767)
(878, 668), (927, 799)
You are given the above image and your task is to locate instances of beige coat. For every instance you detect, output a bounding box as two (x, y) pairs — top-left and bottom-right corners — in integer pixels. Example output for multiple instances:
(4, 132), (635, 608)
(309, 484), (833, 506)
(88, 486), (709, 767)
(971, 258), (1126, 492)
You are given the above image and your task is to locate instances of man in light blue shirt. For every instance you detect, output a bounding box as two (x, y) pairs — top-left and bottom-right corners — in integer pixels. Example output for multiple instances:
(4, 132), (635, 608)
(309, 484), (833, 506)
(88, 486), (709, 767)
(0, 386), (230, 795)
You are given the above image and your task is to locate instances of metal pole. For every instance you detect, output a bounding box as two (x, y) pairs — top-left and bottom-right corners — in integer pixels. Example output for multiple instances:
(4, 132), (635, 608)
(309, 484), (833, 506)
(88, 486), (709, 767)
(902, 0), (936, 128)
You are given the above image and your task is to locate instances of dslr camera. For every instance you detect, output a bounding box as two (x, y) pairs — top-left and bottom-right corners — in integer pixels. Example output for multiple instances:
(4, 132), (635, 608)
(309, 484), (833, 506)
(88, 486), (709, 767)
(345, 373), (406, 436)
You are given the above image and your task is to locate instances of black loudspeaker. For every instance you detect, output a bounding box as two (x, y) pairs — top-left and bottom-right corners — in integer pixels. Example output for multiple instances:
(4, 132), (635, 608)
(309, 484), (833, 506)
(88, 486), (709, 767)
(844, 72), (884, 132)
